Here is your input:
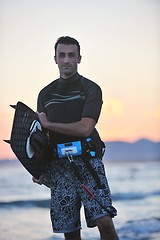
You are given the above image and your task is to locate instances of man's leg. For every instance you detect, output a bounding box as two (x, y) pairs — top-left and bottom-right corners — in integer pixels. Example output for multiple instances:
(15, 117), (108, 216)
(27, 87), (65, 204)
(64, 229), (81, 240)
(96, 215), (119, 240)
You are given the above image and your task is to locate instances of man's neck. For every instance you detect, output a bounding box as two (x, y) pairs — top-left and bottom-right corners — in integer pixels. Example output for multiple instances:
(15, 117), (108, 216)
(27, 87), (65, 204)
(59, 73), (80, 84)
(60, 71), (77, 79)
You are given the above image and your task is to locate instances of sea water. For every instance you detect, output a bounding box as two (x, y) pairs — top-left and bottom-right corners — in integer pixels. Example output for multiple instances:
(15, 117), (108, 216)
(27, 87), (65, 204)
(0, 160), (160, 240)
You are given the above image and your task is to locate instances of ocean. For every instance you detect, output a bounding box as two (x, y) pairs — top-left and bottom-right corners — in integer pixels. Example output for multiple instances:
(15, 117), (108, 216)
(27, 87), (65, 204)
(0, 159), (160, 240)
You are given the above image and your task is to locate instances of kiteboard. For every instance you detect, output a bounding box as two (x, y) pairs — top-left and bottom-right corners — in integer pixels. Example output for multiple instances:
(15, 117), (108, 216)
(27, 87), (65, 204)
(4, 102), (50, 187)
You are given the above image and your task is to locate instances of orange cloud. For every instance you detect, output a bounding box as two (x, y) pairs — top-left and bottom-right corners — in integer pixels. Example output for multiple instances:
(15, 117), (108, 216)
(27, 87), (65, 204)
(101, 98), (123, 118)
(97, 99), (160, 142)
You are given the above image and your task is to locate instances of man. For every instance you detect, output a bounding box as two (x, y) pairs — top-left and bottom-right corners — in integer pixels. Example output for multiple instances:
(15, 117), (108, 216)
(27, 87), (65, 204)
(33, 36), (119, 240)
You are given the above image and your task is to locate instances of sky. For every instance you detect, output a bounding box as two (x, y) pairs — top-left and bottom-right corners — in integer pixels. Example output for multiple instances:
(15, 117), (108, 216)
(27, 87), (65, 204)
(0, 0), (160, 160)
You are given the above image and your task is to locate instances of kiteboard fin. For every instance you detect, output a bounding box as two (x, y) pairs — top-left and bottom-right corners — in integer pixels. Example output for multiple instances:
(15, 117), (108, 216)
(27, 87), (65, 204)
(3, 140), (11, 144)
(10, 105), (17, 109)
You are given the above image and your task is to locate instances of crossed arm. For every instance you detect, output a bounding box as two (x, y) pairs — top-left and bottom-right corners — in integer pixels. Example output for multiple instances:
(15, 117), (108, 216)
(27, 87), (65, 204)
(37, 112), (96, 137)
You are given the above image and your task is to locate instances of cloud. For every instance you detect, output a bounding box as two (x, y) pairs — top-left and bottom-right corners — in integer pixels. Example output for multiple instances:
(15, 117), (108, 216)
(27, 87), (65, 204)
(102, 98), (123, 118)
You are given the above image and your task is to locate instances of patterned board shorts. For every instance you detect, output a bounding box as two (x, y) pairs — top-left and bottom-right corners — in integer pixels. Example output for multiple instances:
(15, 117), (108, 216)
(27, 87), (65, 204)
(44, 157), (117, 233)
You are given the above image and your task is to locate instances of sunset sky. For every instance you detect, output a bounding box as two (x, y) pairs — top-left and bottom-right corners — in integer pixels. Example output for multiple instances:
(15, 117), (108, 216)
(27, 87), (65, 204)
(1, 0), (160, 160)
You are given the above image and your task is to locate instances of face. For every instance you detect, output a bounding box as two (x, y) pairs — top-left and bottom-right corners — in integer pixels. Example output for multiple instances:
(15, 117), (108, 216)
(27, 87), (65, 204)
(54, 44), (81, 79)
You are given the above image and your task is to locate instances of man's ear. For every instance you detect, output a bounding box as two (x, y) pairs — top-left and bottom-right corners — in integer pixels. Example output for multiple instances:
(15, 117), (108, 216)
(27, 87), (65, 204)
(54, 56), (57, 64)
(78, 55), (82, 64)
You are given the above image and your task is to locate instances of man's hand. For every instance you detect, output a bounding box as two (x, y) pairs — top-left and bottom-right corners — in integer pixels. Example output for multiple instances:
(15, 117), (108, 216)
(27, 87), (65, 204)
(32, 175), (44, 185)
(37, 112), (49, 129)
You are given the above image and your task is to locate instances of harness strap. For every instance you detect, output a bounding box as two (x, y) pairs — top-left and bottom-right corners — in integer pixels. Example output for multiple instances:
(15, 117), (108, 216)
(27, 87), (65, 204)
(82, 152), (103, 189)
(67, 150), (103, 189)
(65, 153), (117, 218)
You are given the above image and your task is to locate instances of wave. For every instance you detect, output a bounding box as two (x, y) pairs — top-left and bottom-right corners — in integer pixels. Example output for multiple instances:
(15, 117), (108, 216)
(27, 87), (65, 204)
(113, 190), (160, 201)
(118, 218), (160, 239)
(0, 190), (160, 209)
(0, 199), (50, 208)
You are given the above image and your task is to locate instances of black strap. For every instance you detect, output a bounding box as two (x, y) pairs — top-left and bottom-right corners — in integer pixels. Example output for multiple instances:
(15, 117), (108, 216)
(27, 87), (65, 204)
(81, 137), (105, 189)
(66, 154), (117, 217)
(82, 152), (103, 189)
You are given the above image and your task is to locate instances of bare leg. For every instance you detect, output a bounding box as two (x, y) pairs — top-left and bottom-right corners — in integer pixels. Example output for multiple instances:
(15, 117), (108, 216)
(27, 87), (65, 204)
(96, 215), (119, 240)
(64, 229), (82, 240)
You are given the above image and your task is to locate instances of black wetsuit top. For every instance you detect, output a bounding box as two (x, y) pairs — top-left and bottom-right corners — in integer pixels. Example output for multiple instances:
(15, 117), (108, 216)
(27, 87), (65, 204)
(37, 73), (103, 149)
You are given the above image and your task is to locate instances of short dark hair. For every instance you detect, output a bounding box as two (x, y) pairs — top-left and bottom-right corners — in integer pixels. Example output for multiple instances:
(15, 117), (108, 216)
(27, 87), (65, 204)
(54, 36), (81, 57)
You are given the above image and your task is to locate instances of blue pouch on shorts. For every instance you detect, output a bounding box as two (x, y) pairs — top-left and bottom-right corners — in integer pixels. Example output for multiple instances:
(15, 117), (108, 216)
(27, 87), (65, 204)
(57, 141), (82, 158)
